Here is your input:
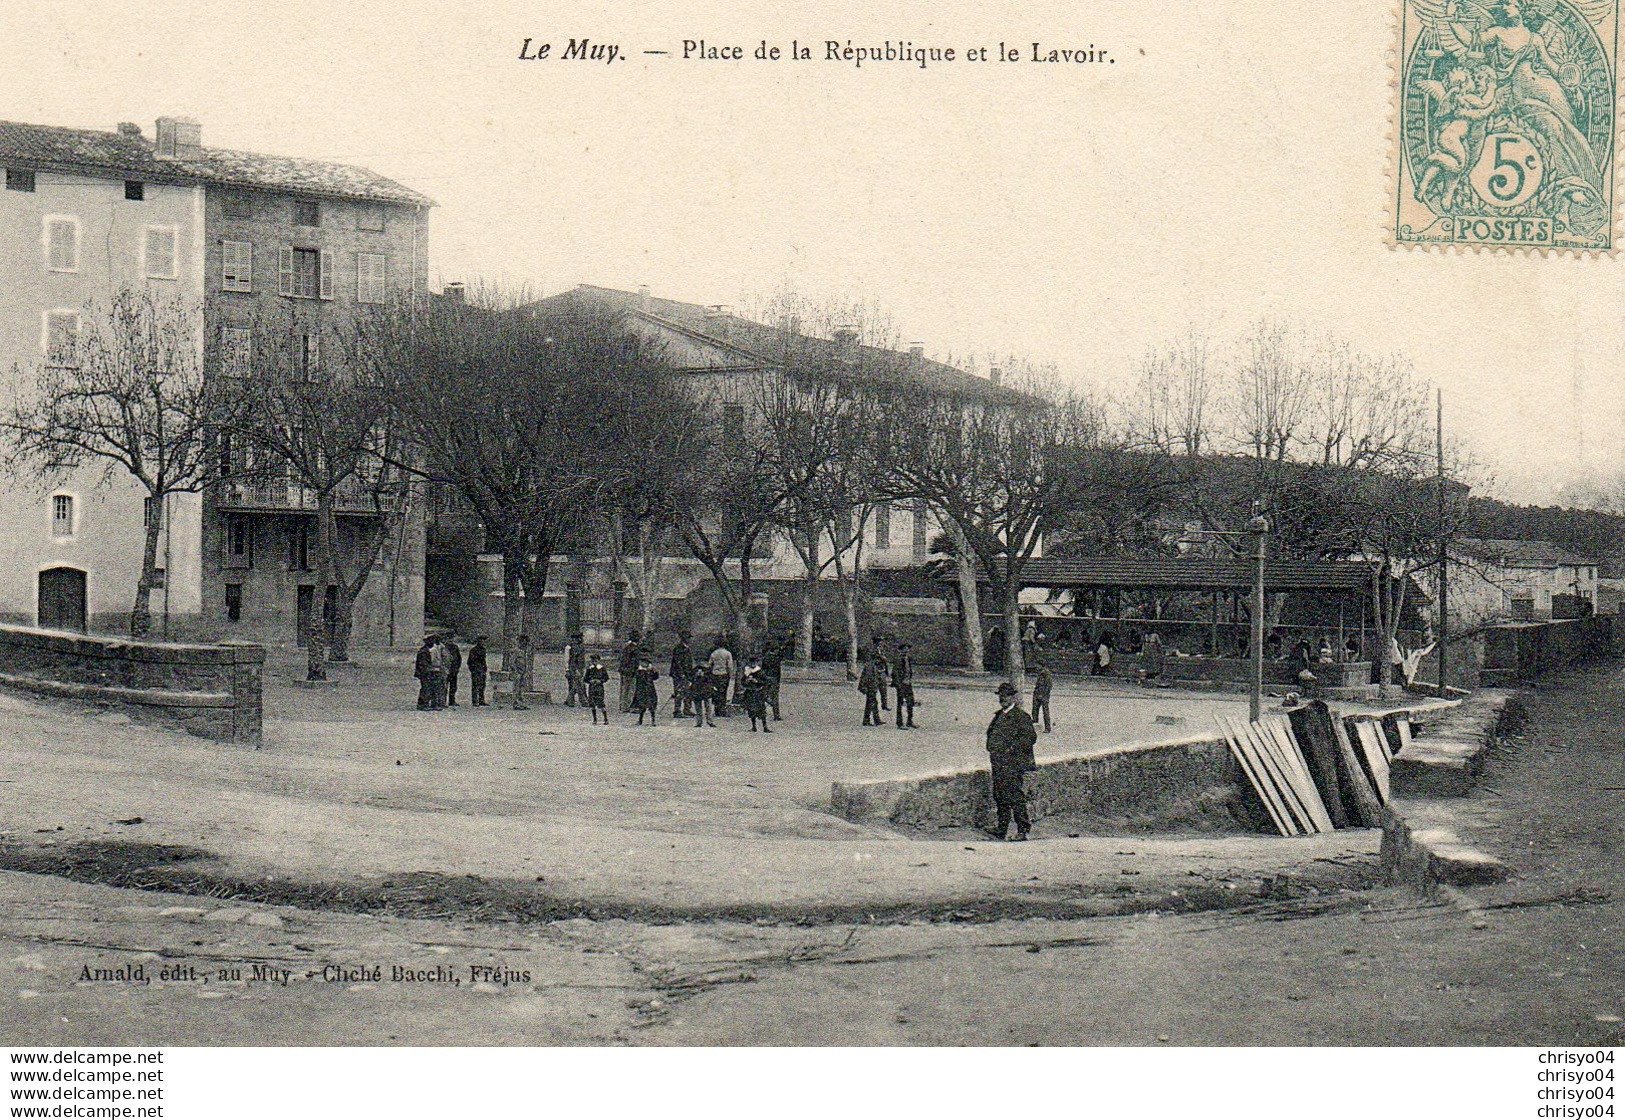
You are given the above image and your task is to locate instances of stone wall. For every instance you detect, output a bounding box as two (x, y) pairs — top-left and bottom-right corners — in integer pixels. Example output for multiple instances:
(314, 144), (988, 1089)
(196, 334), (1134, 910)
(831, 735), (1265, 835)
(0, 625), (263, 746)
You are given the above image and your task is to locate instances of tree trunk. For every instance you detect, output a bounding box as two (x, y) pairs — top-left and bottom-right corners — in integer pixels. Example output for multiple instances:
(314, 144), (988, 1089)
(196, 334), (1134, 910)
(947, 518), (984, 671)
(1002, 579), (1025, 684)
(501, 546), (525, 672)
(797, 531), (819, 665)
(636, 520), (667, 635)
(130, 508), (163, 639)
(306, 497), (336, 681)
(831, 547), (860, 679)
(736, 552), (757, 655)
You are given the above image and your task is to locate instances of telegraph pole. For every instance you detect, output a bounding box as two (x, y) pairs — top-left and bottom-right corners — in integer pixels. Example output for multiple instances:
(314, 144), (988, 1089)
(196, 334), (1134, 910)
(1436, 389), (1448, 693)
(1248, 512), (1270, 722)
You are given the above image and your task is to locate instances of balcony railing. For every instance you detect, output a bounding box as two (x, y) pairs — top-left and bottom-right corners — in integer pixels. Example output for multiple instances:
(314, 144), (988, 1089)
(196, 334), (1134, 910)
(213, 478), (396, 516)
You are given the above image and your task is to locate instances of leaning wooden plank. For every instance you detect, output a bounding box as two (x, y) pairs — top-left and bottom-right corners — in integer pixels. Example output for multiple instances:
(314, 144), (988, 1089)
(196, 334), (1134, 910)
(1328, 709), (1386, 827)
(1254, 718), (1330, 835)
(1264, 717), (1337, 833)
(1237, 716), (1319, 835)
(1287, 703), (1352, 829)
(1217, 715), (1296, 836)
(1352, 719), (1392, 804)
(1218, 715), (1297, 837)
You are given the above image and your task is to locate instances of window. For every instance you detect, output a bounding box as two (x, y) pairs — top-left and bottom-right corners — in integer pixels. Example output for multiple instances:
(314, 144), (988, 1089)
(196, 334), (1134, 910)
(44, 217), (79, 272)
(43, 310), (80, 367)
(144, 496), (161, 531)
(220, 325), (252, 377)
(221, 240), (253, 291)
(279, 247), (333, 299)
(874, 501), (891, 550)
(6, 168), (35, 192)
(225, 584), (243, 622)
(51, 494), (75, 538)
(356, 252), (387, 303)
(144, 226), (178, 279)
(722, 404), (745, 446)
(224, 516), (252, 569)
(221, 193), (254, 220)
(289, 520), (312, 570)
(357, 204), (385, 232)
(293, 199), (320, 226)
(297, 332), (320, 379)
(125, 180), (144, 201)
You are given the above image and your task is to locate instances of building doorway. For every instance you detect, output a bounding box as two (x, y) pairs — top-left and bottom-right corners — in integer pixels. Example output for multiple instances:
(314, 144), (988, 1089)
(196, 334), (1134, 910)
(37, 567), (87, 632)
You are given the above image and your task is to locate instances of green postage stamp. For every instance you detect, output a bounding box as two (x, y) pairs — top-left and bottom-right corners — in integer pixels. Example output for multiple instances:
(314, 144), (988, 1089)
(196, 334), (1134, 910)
(1395, 0), (1620, 250)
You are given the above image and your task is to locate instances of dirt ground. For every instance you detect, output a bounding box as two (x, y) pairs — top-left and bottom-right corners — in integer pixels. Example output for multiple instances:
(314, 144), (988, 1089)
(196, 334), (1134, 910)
(0, 654), (1615, 1045)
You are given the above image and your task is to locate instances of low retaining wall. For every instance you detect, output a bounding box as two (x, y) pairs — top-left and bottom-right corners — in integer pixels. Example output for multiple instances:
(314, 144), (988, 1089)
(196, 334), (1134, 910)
(0, 626), (264, 746)
(832, 735), (1265, 835)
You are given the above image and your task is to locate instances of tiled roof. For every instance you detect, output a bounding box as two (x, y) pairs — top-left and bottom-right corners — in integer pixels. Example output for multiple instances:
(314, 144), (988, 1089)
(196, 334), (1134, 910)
(528, 284), (1008, 397)
(0, 119), (432, 206)
(1456, 538), (1598, 568)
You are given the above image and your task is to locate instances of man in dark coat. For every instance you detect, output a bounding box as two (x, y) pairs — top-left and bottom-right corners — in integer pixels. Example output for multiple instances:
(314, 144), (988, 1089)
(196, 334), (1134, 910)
(893, 641), (917, 729)
(564, 632), (586, 707)
(858, 651), (882, 727)
(414, 636), (438, 711)
(467, 636), (489, 706)
(619, 631), (642, 713)
(760, 639), (783, 721)
(670, 633), (693, 717)
(443, 634), (463, 707)
(983, 681), (1037, 841)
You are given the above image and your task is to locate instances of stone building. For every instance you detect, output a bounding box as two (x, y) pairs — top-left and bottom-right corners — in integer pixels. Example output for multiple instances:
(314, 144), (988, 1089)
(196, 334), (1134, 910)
(424, 284), (997, 650)
(0, 115), (431, 645)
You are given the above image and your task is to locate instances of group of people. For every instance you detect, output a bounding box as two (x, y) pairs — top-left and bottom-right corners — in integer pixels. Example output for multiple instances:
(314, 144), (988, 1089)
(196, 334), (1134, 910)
(855, 640), (917, 729)
(561, 631), (786, 732)
(413, 633), (489, 710)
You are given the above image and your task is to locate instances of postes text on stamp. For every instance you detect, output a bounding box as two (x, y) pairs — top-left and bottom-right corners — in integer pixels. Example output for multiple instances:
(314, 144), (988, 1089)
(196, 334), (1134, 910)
(1395, 0), (1619, 250)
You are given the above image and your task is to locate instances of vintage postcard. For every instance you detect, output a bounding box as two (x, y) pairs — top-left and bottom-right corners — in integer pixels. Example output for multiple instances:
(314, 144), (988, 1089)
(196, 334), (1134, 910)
(0, 0), (1619, 1114)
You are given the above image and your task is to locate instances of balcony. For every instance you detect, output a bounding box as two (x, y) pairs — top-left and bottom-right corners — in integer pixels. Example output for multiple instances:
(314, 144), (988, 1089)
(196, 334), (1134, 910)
(213, 478), (396, 516)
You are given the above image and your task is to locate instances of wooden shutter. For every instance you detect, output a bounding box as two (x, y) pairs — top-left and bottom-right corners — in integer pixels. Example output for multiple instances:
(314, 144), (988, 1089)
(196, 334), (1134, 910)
(278, 247), (294, 296)
(319, 250), (334, 300)
(223, 240), (252, 291)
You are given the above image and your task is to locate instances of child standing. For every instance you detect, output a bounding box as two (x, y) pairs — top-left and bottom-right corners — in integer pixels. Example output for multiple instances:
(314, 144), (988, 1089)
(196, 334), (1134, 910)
(741, 659), (772, 733)
(689, 659), (717, 728)
(632, 658), (661, 726)
(583, 654), (610, 725)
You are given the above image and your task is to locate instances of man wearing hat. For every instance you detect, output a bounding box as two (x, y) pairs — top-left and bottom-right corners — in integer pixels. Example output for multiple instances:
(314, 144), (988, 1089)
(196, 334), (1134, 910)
(984, 681), (1038, 841)
(893, 641), (917, 729)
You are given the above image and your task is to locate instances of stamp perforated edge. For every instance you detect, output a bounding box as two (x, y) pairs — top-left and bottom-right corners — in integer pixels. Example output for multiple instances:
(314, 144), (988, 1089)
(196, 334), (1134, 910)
(1385, 0), (1625, 256)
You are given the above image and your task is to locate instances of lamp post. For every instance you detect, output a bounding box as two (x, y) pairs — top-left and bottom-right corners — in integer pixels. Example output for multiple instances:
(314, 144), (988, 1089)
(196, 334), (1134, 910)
(1247, 513), (1271, 722)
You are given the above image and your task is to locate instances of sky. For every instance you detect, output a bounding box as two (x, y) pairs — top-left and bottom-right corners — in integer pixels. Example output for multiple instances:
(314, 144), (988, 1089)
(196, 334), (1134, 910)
(5, 0), (1624, 504)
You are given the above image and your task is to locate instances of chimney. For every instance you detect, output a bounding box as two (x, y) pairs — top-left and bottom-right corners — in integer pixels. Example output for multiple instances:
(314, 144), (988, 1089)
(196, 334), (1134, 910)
(989, 366), (1003, 387)
(154, 116), (201, 160)
(704, 303), (731, 319)
(832, 325), (860, 352)
(636, 284), (652, 312)
(908, 343), (925, 362)
(116, 122), (142, 138)
(443, 282), (466, 302)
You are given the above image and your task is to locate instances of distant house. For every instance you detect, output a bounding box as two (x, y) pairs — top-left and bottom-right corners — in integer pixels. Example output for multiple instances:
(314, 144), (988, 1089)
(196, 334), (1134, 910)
(1449, 538), (1599, 625)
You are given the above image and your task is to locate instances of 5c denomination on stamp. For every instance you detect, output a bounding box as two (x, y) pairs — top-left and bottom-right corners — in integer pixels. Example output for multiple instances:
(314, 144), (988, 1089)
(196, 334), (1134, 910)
(1395, 0), (1619, 250)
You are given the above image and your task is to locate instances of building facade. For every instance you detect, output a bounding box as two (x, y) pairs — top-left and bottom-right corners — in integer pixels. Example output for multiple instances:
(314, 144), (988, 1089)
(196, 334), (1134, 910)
(424, 284), (989, 648)
(0, 115), (431, 646)
(0, 120), (207, 634)
(1449, 538), (1600, 626)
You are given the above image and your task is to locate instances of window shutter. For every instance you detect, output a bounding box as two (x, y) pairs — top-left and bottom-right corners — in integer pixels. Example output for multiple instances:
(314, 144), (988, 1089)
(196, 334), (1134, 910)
(278, 247), (294, 296)
(319, 250), (334, 300)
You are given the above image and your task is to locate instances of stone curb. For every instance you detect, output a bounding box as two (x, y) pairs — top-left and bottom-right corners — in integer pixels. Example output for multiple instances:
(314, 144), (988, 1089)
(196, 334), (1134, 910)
(1379, 690), (1519, 891)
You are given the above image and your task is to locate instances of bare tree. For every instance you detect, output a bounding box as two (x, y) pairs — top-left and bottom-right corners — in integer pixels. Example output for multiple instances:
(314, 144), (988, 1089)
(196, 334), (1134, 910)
(217, 301), (399, 679)
(0, 291), (219, 637)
